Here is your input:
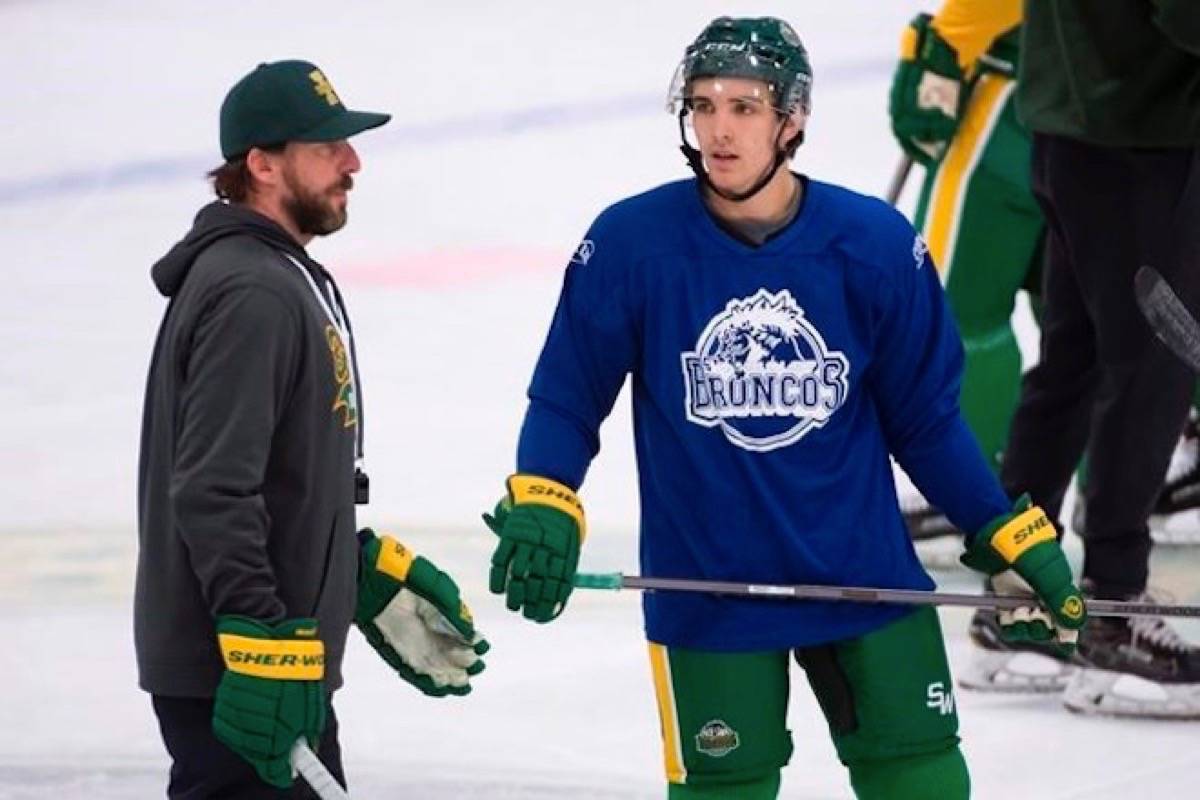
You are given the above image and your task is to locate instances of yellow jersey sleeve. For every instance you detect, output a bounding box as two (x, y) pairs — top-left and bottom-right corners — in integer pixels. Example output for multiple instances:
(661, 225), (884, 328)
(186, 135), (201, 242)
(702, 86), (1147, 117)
(931, 0), (1022, 70)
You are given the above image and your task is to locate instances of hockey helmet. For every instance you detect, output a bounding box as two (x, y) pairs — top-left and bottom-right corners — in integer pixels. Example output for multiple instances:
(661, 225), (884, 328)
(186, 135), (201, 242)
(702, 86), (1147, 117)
(667, 17), (813, 119)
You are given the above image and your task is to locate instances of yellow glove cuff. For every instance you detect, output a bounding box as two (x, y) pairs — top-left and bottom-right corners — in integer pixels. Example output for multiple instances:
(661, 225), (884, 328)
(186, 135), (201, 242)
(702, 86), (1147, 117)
(218, 634), (325, 680)
(507, 473), (587, 542)
(988, 505), (1055, 563)
(374, 534), (416, 582)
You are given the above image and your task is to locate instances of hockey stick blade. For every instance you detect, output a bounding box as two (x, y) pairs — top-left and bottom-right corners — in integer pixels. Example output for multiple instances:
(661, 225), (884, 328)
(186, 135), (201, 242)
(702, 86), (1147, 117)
(290, 739), (350, 800)
(1134, 265), (1200, 373)
(574, 572), (1200, 619)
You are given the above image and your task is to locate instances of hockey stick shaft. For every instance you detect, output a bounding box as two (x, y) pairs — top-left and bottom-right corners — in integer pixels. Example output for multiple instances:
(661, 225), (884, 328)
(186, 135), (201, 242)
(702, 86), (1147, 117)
(1134, 265), (1200, 373)
(289, 739), (350, 800)
(885, 153), (915, 206)
(573, 572), (1200, 619)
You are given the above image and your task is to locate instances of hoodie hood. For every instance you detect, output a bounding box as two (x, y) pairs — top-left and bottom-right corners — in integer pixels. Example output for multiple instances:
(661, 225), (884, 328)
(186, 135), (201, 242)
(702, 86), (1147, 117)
(151, 202), (309, 297)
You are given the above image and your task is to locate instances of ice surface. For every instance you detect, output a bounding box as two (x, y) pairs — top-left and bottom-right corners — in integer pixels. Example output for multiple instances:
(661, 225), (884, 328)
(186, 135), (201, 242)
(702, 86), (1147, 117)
(2, 531), (1198, 799)
(2, 1), (1198, 797)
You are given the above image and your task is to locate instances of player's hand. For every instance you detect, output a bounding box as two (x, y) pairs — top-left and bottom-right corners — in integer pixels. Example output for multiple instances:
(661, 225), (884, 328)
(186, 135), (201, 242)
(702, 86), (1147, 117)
(961, 496), (1087, 653)
(484, 474), (585, 623)
(355, 529), (488, 696)
(212, 616), (326, 789)
(888, 13), (966, 166)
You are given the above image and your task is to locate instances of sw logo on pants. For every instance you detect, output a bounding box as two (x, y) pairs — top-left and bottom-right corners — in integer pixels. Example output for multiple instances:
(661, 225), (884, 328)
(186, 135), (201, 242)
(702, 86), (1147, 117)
(926, 681), (956, 716)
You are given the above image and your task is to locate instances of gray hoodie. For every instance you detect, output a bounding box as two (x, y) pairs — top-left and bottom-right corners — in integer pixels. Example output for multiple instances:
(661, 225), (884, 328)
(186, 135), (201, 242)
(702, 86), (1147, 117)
(136, 201), (363, 696)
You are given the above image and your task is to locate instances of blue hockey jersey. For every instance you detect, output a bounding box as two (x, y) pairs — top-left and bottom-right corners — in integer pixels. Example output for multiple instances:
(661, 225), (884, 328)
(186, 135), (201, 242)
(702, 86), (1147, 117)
(518, 177), (1012, 651)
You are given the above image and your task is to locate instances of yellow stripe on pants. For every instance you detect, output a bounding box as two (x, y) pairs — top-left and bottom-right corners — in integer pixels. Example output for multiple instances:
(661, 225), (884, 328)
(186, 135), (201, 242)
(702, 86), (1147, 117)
(924, 74), (1014, 283)
(649, 643), (687, 784)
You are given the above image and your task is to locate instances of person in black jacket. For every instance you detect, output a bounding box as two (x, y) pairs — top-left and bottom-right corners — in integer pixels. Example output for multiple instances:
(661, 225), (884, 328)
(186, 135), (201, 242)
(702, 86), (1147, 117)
(137, 60), (488, 798)
(997, 1), (1200, 718)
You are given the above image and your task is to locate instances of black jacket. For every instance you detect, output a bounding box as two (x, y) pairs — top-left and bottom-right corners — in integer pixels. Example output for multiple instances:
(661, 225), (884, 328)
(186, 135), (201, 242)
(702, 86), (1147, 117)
(136, 202), (363, 696)
(1018, 0), (1200, 146)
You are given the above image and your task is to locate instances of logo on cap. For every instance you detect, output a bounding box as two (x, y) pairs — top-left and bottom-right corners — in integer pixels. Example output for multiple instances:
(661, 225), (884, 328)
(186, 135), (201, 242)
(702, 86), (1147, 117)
(309, 69), (341, 107)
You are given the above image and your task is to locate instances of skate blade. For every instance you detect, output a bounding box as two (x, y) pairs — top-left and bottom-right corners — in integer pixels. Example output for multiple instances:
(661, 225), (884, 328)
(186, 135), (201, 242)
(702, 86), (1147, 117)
(957, 650), (1074, 694)
(1063, 668), (1200, 720)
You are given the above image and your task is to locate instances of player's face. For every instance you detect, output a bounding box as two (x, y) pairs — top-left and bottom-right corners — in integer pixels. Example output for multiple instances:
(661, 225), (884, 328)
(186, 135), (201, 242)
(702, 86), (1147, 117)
(687, 77), (800, 194)
(278, 140), (361, 237)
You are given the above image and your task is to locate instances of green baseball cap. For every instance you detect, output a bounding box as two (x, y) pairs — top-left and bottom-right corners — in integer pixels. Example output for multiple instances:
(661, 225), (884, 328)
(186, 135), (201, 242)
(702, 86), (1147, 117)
(219, 59), (391, 159)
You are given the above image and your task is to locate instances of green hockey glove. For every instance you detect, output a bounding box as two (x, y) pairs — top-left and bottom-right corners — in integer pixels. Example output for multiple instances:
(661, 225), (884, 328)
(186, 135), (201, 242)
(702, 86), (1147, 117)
(484, 474), (585, 623)
(212, 616), (326, 789)
(961, 496), (1087, 652)
(888, 13), (966, 166)
(355, 529), (488, 697)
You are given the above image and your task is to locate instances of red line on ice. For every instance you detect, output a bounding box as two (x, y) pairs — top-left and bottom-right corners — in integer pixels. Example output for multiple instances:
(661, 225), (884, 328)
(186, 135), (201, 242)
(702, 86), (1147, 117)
(334, 246), (565, 288)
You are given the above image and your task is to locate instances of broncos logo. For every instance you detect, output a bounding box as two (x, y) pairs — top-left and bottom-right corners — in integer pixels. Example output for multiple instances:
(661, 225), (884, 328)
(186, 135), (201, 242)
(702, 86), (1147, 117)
(682, 288), (850, 452)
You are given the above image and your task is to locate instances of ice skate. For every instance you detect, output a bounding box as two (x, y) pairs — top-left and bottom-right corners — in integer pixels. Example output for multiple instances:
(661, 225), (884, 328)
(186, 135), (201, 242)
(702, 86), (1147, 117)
(1063, 589), (1200, 719)
(957, 608), (1077, 693)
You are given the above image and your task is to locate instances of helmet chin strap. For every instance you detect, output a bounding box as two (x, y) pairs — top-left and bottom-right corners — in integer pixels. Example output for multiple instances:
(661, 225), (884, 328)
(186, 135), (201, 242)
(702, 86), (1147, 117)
(679, 112), (805, 203)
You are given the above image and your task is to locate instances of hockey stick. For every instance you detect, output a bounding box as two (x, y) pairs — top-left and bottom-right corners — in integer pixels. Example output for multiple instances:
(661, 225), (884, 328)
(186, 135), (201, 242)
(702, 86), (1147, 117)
(289, 739), (350, 800)
(885, 153), (915, 206)
(1134, 265), (1200, 374)
(573, 572), (1200, 619)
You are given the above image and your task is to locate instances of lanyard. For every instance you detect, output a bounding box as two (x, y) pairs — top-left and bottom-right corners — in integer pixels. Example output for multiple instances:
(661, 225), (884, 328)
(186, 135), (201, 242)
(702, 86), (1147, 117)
(284, 253), (364, 470)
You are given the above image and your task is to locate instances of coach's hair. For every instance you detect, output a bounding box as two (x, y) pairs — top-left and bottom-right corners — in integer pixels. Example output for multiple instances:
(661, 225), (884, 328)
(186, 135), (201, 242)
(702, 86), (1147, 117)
(207, 143), (286, 202)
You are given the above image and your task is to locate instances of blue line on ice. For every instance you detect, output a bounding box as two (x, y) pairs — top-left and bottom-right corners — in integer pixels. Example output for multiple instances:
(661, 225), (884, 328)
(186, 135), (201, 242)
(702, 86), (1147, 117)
(0, 58), (887, 207)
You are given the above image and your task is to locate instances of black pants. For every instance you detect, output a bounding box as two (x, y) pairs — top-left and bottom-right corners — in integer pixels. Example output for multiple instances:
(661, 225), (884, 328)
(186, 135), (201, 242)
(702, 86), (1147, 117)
(999, 134), (1200, 599)
(152, 695), (346, 800)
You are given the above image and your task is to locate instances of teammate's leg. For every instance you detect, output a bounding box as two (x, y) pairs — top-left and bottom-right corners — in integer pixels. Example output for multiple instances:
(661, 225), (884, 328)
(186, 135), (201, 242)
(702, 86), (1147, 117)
(901, 72), (1044, 556)
(647, 644), (792, 799)
(796, 607), (969, 800)
(917, 73), (1043, 473)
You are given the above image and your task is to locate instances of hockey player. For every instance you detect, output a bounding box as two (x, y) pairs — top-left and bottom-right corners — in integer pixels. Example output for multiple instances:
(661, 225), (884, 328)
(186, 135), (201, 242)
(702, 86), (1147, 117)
(137, 61), (487, 797)
(483, 18), (1084, 800)
(890, 0), (1039, 538)
(888, 1), (1076, 694)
